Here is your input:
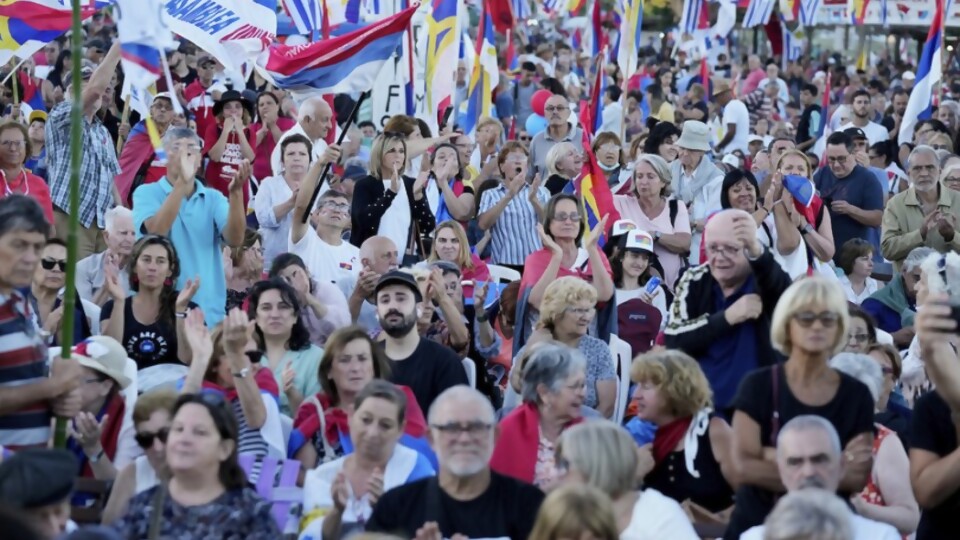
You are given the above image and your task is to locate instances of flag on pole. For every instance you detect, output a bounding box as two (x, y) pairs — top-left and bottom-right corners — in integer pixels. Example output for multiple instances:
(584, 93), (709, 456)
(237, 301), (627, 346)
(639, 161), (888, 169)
(115, 0), (178, 91)
(425, 0), (462, 124)
(255, 4), (418, 93)
(742, 0), (775, 27)
(573, 129), (620, 246)
(0, 0), (110, 66)
(898, 0), (943, 147)
(462, 1), (499, 137)
(679, 0), (704, 33)
(282, 0), (353, 33)
(617, 0), (643, 79)
(816, 70), (831, 138)
(798, 0), (820, 25)
(587, 0), (604, 57)
(848, 0), (870, 25)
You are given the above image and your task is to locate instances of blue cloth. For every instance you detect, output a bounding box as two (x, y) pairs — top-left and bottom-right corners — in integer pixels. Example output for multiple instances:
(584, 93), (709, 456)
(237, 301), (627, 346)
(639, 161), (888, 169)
(625, 417), (657, 446)
(861, 297), (910, 334)
(340, 430), (438, 470)
(701, 279), (759, 409)
(132, 177), (231, 326)
(24, 146), (47, 181)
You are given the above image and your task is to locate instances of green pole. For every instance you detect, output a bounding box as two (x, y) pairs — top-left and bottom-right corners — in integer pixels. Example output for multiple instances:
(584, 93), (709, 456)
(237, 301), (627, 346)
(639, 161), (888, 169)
(52, 0), (86, 449)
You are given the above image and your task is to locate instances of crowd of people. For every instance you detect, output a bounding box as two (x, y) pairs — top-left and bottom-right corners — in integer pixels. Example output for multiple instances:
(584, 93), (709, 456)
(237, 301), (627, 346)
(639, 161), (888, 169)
(0, 6), (959, 540)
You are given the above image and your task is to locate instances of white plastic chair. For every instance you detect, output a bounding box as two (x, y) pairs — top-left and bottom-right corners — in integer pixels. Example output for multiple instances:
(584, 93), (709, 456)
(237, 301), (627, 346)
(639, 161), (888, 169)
(609, 336), (633, 425)
(487, 264), (521, 284)
(279, 414), (294, 449)
(462, 358), (477, 388)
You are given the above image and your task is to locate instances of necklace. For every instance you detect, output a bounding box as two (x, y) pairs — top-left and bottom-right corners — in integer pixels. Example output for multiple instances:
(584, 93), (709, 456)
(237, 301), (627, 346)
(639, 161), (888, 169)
(0, 169), (28, 197)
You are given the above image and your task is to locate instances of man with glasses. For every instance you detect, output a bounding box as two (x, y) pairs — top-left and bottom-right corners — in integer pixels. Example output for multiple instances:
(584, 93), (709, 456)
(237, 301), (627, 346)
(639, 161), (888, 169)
(528, 94), (580, 178)
(367, 385), (544, 539)
(814, 131), (885, 262)
(132, 128), (248, 326)
(115, 93), (176, 205)
(290, 185), (359, 293)
(881, 145), (960, 272)
(665, 209), (792, 412)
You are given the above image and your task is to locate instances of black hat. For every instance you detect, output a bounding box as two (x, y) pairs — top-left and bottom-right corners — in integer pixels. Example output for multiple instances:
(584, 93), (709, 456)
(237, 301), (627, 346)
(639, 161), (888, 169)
(0, 449), (76, 509)
(213, 90), (253, 117)
(843, 127), (868, 141)
(375, 270), (423, 302)
(85, 39), (106, 53)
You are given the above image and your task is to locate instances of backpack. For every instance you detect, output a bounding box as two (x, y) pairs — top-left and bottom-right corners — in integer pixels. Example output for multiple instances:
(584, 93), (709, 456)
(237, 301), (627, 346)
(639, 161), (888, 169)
(616, 297), (663, 356)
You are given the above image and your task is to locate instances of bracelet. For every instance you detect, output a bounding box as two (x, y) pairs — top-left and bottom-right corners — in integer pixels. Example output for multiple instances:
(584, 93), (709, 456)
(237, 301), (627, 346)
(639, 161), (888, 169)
(175, 311), (189, 319)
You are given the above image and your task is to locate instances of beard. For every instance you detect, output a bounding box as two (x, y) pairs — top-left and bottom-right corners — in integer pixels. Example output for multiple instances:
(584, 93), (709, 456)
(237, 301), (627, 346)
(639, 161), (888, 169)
(380, 309), (417, 338)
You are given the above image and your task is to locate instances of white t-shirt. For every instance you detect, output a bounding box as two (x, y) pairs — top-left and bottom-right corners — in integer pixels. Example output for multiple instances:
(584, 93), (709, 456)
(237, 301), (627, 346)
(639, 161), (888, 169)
(739, 512), (900, 540)
(290, 230), (360, 288)
(839, 121), (890, 145)
(620, 488), (699, 540)
(720, 99), (750, 155)
(271, 123), (328, 178)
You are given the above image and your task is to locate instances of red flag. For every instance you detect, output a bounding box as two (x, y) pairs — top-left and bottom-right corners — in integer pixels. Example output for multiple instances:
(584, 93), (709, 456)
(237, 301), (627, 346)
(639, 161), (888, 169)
(488, 0), (515, 34)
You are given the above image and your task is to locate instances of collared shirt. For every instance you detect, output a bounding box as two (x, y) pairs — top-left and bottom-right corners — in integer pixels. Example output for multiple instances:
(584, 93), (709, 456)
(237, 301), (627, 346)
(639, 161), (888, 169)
(45, 101), (120, 228)
(528, 126), (581, 178)
(132, 177), (231, 326)
(880, 183), (960, 271)
(0, 289), (50, 450)
(478, 182), (550, 265)
(75, 251), (131, 303)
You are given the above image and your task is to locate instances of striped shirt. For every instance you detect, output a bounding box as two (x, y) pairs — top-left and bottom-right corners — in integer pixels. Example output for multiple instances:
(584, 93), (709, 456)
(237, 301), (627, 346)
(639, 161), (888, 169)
(45, 101), (121, 228)
(479, 182), (550, 265)
(0, 290), (51, 450)
(233, 397), (269, 482)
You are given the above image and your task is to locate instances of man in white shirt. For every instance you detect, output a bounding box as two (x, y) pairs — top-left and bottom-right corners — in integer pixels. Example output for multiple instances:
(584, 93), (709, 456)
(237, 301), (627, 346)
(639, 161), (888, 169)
(757, 61), (789, 116)
(270, 97), (334, 177)
(739, 416), (900, 540)
(713, 81), (750, 155)
(839, 89), (889, 145)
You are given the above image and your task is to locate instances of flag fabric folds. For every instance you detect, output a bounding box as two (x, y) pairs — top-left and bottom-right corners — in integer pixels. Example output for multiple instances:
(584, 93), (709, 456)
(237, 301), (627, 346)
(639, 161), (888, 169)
(116, 0), (179, 91)
(425, 0), (462, 124)
(165, 0), (277, 74)
(617, 0), (643, 79)
(573, 129), (620, 246)
(0, 0), (109, 65)
(256, 4), (418, 94)
(898, 0), (943, 147)
(798, 0), (819, 25)
(848, 0), (870, 24)
(462, 1), (499, 137)
(742, 0), (775, 27)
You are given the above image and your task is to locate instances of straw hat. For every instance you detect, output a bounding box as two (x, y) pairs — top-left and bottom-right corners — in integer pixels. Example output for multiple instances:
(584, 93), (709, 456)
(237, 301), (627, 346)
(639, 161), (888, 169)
(71, 336), (132, 390)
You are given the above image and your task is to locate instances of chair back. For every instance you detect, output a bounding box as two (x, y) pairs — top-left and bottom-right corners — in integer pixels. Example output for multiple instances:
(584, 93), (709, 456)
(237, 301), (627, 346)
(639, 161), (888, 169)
(238, 454), (303, 532)
(609, 335), (633, 424)
(487, 264), (521, 283)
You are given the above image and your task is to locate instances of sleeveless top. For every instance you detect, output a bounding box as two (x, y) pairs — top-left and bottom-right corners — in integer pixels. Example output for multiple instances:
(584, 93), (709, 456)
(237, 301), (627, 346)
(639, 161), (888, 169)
(861, 423), (894, 507)
(134, 456), (159, 495)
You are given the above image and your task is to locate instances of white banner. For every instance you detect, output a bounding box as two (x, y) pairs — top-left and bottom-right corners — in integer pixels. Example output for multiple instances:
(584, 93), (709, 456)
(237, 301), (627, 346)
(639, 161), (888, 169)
(164, 0), (277, 72)
(816, 0), (960, 26)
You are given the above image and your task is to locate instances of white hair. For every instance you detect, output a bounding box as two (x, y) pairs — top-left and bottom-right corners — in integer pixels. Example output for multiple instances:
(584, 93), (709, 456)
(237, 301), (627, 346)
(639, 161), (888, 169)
(427, 385), (495, 425)
(907, 144), (940, 170)
(904, 246), (936, 272)
(762, 488), (853, 540)
(829, 352), (883, 404)
(776, 415), (842, 460)
(298, 96), (328, 122)
(104, 206), (133, 234)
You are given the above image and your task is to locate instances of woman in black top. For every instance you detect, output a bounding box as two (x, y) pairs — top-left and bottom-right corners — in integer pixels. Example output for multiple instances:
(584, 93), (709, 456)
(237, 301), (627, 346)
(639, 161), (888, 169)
(631, 350), (735, 514)
(724, 276), (875, 540)
(350, 133), (435, 263)
(543, 141), (582, 196)
(101, 235), (199, 370)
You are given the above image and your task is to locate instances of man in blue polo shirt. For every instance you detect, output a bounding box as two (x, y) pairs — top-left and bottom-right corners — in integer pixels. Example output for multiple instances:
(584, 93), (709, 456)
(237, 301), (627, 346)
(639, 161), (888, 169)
(132, 127), (247, 326)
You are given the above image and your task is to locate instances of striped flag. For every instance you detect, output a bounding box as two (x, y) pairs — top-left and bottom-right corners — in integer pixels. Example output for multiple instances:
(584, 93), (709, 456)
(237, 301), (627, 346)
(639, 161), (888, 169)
(513, 0), (531, 19)
(574, 129), (620, 246)
(742, 0), (775, 27)
(617, 0), (643, 79)
(817, 70), (831, 138)
(462, 1), (499, 137)
(849, 0), (870, 25)
(0, 1), (110, 66)
(798, 0), (820, 25)
(898, 0), (943, 147)
(679, 0), (708, 33)
(425, 0), (463, 124)
(116, 0), (177, 91)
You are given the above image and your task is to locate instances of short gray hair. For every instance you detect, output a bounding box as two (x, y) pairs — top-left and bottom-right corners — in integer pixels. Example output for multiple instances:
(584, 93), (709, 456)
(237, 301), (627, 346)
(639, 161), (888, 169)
(776, 415), (842, 460)
(162, 127), (202, 151)
(427, 385), (495, 425)
(520, 343), (587, 404)
(762, 488), (853, 540)
(104, 206), (133, 234)
(907, 144), (940, 171)
(829, 352), (883, 404)
(904, 246), (936, 272)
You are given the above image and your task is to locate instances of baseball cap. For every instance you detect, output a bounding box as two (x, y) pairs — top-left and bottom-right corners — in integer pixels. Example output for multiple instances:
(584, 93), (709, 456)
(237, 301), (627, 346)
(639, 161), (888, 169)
(610, 219), (637, 238)
(902, 71), (916, 81)
(342, 163), (367, 181)
(620, 230), (655, 254)
(28, 111), (47, 124)
(748, 134), (764, 144)
(843, 127), (868, 141)
(374, 270), (423, 302)
(197, 55), (217, 68)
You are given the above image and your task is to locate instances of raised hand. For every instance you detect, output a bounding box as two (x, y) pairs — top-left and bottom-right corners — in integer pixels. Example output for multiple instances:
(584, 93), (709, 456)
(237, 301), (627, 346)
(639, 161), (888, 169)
(474, 280), (492, 310)
(321, 144), (342, 166)
(731, 213), (762, 257)
(537, 223), (562, 256)
(583, 214), (610, 251)
(222, 308), (252, 355)
(389, 164), (401, 194)
(228, 160), (251, 195)
(282, 361), (296, 393)
(527, 172), (543, 202)
(176, 277), (200, 312)
(72, 411), (107, 455)
(331, 471), (349, 512)
(183, 308), (212, 365)
(413, 171), (429, 196)
(104, 265), (127, 302)
(367, 467), (385, 505)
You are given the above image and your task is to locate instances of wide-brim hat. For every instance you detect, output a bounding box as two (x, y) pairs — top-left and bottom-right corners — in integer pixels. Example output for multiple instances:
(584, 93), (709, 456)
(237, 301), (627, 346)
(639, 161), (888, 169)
(676, 120), (712, 152)
(213, 89), (254, 117)
(72, 336), (132, 390)
(711, 79), (734, 97)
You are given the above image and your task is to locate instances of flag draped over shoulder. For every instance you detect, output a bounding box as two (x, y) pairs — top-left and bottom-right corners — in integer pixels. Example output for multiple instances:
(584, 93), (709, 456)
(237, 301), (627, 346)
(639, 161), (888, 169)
(425, 0), (462, 123)
(462, 1), (498, 137)
(256, 4), (418, 93)
(0, 0), (110, 65)
(898, 0), (943, 147)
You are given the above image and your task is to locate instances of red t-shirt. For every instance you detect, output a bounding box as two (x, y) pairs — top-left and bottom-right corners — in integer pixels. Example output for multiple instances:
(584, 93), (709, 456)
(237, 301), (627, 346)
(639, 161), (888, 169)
(202, 122), (256, 206)
(183, 80), (216, 140)
(249, 117), (296, 180)
(1, 170), (54, 225)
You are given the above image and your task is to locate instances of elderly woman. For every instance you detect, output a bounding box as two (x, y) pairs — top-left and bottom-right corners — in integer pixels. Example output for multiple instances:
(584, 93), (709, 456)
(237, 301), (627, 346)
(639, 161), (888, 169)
(291, 326), (427, 470)
(427, 220), (490, 299)
(555, 420), (699, 539)
(845, 304), (880, 354)
(543, 142), (582, 196)
(725, 277), (875, 539)
(528, 485), (619, 540)
(508, 277), (617, 417)
(102, 389), (178, 524)
(863, 247), (934, 346)
(299, 380), (434, 540)
(830, 353), (920, 536)
(253, 134), (312, 267)
(350, 133), (436, 262)
(631, 350), (735, 515)
(524, 194), (614, 311)
(592, 132), (628, 193)
(867, 343), (910, 444)
(491, 342), (588, 488)
(424, 143), (475, 224)
(837, 238), (879, 304)
(202, 90), (256, 205)
(774, 149), (836, 265)
(268, 254), (351, 347)
(942, 160), (960, 191)
(613, 154), (692, 291)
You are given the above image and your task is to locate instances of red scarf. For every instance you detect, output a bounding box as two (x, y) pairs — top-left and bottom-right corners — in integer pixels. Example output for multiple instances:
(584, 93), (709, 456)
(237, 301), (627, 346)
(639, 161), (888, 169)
(490, 402), (583, 484)
(652, 416), (692, 464)
(201, 366), (280, 402)
(82, 392), (125, 478)
(292, 385), (427, 446)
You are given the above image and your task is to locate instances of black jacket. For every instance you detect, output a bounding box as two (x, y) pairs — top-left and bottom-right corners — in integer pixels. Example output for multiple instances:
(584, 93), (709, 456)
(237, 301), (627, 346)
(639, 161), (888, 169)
(663, 248), (792, 367)
(350, 174), (436, 249)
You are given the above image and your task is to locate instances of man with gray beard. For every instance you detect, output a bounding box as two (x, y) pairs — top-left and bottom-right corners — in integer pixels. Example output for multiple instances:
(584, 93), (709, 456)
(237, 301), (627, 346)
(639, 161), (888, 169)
(375, 270), (467, 413)
(367, 386), (544, 539)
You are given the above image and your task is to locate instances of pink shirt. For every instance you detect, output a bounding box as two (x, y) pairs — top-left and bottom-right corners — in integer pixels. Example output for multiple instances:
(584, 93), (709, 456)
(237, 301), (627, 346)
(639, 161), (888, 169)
(613, 195), (691, 291)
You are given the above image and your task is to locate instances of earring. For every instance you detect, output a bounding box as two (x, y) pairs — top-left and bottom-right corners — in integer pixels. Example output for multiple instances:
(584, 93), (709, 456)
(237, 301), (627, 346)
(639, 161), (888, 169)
(131, 274), (139, 285)
(164, 278), (172, 287)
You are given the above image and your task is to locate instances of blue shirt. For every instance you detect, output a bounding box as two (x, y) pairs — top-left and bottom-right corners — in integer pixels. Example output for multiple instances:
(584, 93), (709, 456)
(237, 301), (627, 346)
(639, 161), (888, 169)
(132, 177), (230, 326)
(862, 297), (914, 334)
(701, 278), (759, 409)
(813, 165), (884, 262)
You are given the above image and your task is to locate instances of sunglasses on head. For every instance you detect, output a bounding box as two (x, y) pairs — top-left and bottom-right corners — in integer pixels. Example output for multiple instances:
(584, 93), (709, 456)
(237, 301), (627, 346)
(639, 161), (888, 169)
(41, 258), (66, 271)
(135, 427), (169, 449)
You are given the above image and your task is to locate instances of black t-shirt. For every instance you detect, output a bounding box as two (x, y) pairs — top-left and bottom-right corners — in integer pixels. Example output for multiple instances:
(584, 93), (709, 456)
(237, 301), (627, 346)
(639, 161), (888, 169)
(722, 366), (874, 540)
(100, 298), (197, 370)
(911, 390), (960, 540)
(366, 473), (545, 539)
(386, 338), (469, 414)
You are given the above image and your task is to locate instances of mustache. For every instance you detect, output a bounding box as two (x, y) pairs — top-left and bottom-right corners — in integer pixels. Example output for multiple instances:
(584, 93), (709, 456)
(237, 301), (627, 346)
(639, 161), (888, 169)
(798, 476), (827, 490)
(385, 310), (405, 318)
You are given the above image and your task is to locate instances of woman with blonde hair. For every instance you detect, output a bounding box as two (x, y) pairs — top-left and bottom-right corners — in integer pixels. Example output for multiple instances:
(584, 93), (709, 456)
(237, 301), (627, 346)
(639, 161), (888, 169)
(631, 350), (735, 515)
(427, 220), (490, 299)
(725, 277), (875, 539)
(544, 141), (583, 195)
(528, 484), (619, 540)
(774, 149), (836, 265)
(613, 153), (691, 291)
(555, 420), (698, 539)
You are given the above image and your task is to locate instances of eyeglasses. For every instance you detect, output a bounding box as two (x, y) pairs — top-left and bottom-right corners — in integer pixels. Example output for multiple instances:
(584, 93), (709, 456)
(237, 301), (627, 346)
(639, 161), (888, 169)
(430, 421), (493, 437)
(151, 103), (173, 112)
(0, 140), (25, 148)
(544, 105), (569, 113)
(135, 427), (169, 449)
(847, 333), (870, 344)
(944, 176), (960, 186)
(41, 258), (67, 271)
(826, 155), (850, 164)
(553, 212), (581, 223)
(792, 311), (840, 328)
(705, 245), (741, 258)
(518, 136), (531, 141)
(321, 201), (351, 212)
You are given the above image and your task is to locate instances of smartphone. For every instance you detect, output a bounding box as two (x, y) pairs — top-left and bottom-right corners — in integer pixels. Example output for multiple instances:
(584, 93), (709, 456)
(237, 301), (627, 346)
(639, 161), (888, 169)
(645, 277), (662, 294)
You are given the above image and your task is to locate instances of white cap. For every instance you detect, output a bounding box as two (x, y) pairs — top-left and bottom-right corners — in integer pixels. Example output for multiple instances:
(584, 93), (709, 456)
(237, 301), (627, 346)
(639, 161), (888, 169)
(611, 219), (637, 237)
(623, 230), (655, 254)
(902, 71), (916, 80)
(748, 134), (764, 144)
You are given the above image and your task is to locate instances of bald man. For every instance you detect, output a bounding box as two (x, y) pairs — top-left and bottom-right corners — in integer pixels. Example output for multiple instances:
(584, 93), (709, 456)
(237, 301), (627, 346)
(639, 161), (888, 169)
(271, 97), (340, 176)
(664, 209), (793, 410)
(348, 235), (400, 327)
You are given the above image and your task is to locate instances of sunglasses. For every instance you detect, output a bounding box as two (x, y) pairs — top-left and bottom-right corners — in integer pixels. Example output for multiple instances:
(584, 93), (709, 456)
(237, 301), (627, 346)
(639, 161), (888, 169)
(792, 311), (840, 328)
(245, 350), (262, 364)
(135, 427), (169, 449)
(518, 136), (531, 141)
(41, 258), (66, 271)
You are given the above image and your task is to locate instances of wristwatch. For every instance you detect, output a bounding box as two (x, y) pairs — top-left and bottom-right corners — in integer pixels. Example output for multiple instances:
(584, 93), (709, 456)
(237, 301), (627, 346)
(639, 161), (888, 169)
(88, 448), (105, 464)
(653, 231), (662, 242)
(232, 368), (250, 379)
(800, 223), (815, 236)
